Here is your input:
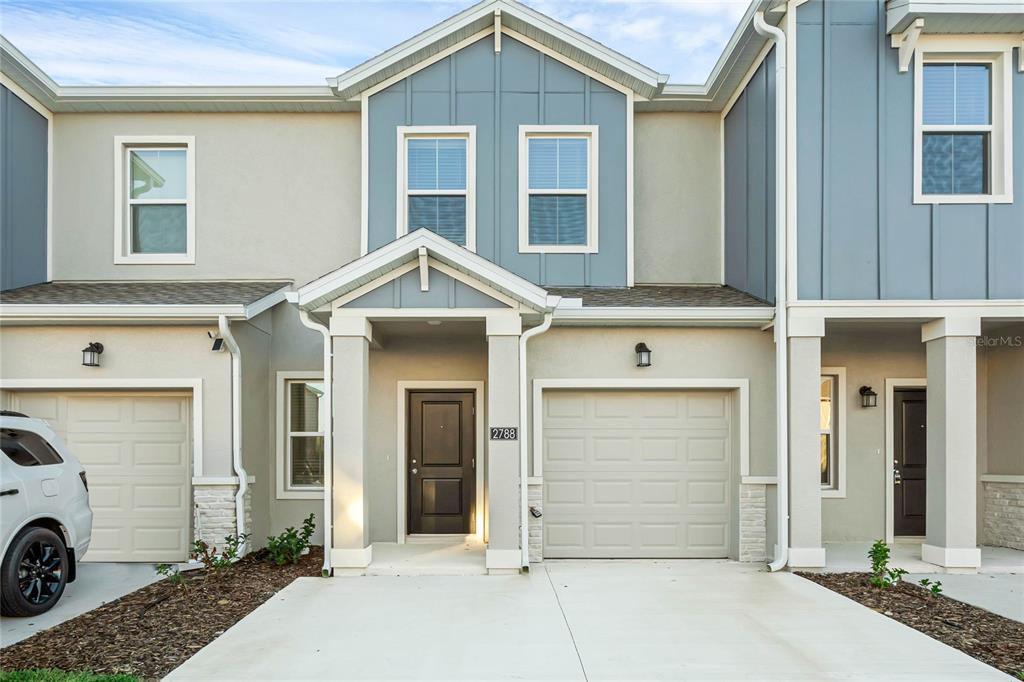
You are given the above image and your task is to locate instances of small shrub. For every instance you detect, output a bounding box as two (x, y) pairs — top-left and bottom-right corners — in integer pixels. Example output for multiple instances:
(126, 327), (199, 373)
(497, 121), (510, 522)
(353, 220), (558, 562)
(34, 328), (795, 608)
(266, 513), (316, 566)
(868, 539), (908, 588)
(155, 563), (185, 587)
(191, 532), (250, 571)
(918, 577), (944, 596)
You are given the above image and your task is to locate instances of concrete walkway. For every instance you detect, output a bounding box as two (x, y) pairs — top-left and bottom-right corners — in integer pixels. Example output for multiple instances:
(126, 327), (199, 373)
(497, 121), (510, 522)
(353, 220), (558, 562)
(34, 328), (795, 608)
(167, 561), (1004, 681)
(905, 572), (1024, 623)
(1, 562), (160, 647)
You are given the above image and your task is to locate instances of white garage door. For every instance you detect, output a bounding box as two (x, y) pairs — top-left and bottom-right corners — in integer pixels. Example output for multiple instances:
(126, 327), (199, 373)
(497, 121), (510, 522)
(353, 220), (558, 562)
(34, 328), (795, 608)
(542, 390), (733, 558)
(10, 391), (192, 562)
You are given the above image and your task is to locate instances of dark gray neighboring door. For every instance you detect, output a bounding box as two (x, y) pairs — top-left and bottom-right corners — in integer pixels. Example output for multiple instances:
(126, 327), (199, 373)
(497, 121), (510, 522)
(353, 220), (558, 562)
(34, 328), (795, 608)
(894, 388), (927, 536)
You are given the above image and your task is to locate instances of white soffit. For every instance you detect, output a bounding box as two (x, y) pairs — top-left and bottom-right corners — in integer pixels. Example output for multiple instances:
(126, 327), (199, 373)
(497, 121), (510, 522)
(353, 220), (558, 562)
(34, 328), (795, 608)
(887, 1), (1024, 34)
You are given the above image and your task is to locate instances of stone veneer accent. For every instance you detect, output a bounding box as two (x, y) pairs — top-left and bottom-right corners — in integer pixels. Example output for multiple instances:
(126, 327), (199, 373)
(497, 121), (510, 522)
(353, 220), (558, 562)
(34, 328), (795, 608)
(528, 481), (768, 563)
(982, 480), (1024, 551)
(193, 483), (253, 550)
(528, 483), (543, 563)
(739, 483), (767, 562)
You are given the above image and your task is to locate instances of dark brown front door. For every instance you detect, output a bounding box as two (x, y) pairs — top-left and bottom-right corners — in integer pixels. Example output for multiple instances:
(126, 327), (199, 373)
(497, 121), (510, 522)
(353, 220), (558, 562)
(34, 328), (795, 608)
(407, 391), (475, 534)
(894, 388), (927, 536)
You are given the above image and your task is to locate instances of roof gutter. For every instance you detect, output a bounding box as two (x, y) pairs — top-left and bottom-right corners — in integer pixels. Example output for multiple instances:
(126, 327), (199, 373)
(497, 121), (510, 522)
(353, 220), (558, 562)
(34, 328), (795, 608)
(753, 8), (790, 573)
(519, 312), (553, 568)
(217, 315), (250, 554)
(297, 308), (334, 576)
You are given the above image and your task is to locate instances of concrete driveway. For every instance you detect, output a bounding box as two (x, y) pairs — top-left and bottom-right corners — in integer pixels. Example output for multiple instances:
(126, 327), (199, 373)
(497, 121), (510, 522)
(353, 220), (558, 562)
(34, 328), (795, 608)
(1, 562), (160, 647)
(167, 561), (1004, 681)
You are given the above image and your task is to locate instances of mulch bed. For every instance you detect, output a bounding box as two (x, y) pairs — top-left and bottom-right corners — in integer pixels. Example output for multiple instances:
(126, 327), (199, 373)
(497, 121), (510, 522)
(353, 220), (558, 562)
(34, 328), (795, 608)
(798, 572), (1024, 678)
(1, 547), (323, 679)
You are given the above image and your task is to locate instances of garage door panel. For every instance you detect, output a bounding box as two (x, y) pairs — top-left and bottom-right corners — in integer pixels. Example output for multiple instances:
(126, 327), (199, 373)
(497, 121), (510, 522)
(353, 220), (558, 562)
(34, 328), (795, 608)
(10, 391), (191, 562)
(543, 390), (732, 559)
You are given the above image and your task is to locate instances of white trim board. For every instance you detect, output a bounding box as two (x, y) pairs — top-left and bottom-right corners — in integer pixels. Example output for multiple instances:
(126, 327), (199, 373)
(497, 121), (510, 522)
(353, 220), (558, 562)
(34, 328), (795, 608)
(395, 381), (486, 544)
(530, 377), (750, 479)
(884, 377), (927, 544)
(275, 371), (325, 500)
(0, 378), (205, 476)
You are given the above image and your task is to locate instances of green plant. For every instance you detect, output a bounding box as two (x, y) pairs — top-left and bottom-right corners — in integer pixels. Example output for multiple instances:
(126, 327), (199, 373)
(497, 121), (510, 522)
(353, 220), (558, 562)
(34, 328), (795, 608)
(155, 563), (185, 587)
(0, 671), (138, 682)
(266, 513), (316, 566)
(918, 577), (943, 596)
(191, 532), (250, 571)
(868, 539), (908, 588)
(1015, 671), (1024, 680)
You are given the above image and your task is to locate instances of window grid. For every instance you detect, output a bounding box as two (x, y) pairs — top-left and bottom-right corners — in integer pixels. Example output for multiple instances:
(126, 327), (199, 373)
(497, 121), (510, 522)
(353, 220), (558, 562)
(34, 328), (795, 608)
(126, 147), (189, 255)
(285, 379), (325, 491)
(820, 375), (837, 491)
(921, 61), (992, 196)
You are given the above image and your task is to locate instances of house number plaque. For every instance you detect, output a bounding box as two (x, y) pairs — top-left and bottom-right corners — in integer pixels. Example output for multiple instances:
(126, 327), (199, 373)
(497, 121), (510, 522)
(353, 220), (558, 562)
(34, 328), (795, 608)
(490, 427), (518, 441)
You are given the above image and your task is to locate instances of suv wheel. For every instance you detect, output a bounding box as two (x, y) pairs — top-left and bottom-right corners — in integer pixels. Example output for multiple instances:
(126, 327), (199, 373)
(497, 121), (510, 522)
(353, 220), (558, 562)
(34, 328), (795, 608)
(1, 526), (69, 617)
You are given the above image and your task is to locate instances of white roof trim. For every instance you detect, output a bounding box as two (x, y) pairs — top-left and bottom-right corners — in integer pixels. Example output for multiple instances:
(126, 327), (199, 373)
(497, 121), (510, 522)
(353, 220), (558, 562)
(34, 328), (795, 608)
(296, 229), (551, 312)
(326, 0), (666, 100)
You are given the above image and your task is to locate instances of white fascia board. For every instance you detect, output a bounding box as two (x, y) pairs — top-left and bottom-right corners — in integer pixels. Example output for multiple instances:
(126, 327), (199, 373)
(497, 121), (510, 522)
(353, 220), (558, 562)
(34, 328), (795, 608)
(0, 304), (249, 322)
(243, 287), (292, 319)
(789, 299), (1024, 319)
(552, 306), (775, 325)
(887, 1), (1024, 33)
(296, 229), (550, 311)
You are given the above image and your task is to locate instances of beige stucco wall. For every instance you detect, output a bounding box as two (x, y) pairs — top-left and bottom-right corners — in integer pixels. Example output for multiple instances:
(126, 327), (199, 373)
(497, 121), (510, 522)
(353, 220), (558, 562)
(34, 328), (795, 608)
(984, 323), (1024, 476)
(634, 112), (722, 285)
(0, 324), (232, 476)
(51, 112), (360, 285)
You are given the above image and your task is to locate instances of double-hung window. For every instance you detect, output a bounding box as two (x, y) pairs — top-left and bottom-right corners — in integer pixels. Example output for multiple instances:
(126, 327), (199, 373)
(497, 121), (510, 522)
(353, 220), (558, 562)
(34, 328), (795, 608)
(114, 136), (195, 264)
(519, 126), (598, 253)
(914, 38), (1013, 204)
(277, 373), (325, 499)
(397, 127), (476, 250)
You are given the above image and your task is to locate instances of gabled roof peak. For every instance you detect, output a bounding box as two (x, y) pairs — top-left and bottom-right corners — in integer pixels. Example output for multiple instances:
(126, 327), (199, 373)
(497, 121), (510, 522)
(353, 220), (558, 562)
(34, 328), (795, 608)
(326, 0), (668, 101)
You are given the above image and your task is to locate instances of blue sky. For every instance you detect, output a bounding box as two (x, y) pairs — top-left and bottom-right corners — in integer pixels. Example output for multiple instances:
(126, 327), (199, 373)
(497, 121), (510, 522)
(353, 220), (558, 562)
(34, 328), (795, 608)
(0, 0), (750, 87)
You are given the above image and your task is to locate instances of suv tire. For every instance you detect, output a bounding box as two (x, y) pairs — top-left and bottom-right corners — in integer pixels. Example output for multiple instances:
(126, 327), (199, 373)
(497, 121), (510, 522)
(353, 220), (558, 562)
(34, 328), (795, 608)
(1, 526), (69, 617)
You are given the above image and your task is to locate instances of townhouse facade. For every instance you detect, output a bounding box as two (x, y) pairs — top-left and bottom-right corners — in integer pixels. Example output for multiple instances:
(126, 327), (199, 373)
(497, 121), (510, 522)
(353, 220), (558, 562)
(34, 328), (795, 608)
(0, 0), (1021, 574)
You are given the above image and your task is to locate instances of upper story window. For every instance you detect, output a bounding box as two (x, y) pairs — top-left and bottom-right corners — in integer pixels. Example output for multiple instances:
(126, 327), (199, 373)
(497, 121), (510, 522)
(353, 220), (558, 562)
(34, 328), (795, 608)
(114, 136), (195, 264)
(518, 126), (598, 253)
(914, 38), (1013, 204)
(397, 126), (476, 251)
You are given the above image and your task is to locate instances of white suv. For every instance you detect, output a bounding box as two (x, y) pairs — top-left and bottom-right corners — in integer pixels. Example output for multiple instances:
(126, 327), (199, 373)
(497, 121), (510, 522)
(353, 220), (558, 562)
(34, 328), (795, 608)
(1, 411), (93, 617)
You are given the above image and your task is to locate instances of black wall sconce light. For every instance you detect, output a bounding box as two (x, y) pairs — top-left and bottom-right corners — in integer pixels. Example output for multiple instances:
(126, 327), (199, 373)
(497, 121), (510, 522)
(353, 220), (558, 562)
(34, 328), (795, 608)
(81, 342), (104, 367)
(859, 385), (878, 408)
(635, 342), (652, 368)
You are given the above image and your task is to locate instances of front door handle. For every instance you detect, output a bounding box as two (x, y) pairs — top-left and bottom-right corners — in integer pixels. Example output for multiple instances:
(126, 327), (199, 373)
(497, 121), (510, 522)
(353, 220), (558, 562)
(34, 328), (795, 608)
(411, 468), (418, 475)
(0, 488), (19, 496)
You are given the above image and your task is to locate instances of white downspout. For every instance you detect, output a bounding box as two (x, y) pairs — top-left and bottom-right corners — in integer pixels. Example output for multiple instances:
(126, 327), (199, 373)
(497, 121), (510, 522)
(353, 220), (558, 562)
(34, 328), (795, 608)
(218, 315), (249, 554)
(519, 312), (553, 568)
(298, 308), (333, 576)
(753, 9), (790, 572)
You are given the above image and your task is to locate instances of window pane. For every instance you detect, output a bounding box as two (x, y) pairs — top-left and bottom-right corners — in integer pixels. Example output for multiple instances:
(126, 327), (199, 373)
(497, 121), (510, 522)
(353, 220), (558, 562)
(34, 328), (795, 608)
(952, 133), (988, 194)
(528, 195), (587, 245)
(923, 64), (955, 125)
(557, 138), (588, 189)
(407, 138), (466, 191)
(820, 433), (831, 486)
(528, 138), (558, 189)
(819, 377), (833, 431)
(954, 64), (990, 125)
(923, 133), (988, 195)
(289, 381), (323, 432)
(131, 204), (187, 254)
(130, 149), (187, 200)
(1, 429), (63, 467)
(408, 196), (466, 245)
(290, 436), (324, 487)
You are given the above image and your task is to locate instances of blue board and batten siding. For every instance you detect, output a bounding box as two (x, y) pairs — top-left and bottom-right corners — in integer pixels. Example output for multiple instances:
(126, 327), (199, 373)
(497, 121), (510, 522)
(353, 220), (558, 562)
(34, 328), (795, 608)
(797, 0), (1024, 300)
(367, 35), (628, 287)
(724, 48), (777, 304)
(0, 85), (48, 291)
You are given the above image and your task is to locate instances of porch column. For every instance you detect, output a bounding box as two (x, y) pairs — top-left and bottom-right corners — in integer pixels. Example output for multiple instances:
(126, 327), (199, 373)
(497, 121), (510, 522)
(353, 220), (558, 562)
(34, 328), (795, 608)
(788, 316), (826, 567)
(485, 312), (522, 573)
(922, 317), (981, 569)
(329, 315), (373, 569)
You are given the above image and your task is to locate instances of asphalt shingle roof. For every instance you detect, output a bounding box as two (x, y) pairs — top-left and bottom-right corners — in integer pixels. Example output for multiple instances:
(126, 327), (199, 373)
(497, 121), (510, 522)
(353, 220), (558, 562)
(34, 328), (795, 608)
(0, 280), (290, 306)
(547, 285), (770, 307)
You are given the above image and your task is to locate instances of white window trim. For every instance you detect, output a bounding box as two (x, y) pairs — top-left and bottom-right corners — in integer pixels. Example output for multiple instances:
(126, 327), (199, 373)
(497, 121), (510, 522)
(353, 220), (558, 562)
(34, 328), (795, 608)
(518, 125), (599, 254)
(275, 371), (325, 500)
(113, 135), (195, 264)
(395, 125), (476, 251)
(820, 367), (847, 499)
(912, 35), (1014, 205)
